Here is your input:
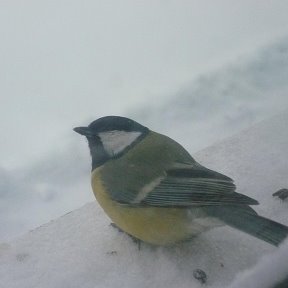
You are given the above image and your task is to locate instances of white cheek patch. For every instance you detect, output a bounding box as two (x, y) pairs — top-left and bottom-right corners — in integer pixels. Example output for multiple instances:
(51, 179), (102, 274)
(98, 131), (142, 156)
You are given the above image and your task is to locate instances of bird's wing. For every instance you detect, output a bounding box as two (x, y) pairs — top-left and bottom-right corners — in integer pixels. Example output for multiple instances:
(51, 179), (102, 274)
(116, 163), (258, 207)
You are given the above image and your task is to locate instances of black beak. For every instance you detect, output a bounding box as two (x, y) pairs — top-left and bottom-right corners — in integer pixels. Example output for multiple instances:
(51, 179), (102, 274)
(73, 126), (94, 137)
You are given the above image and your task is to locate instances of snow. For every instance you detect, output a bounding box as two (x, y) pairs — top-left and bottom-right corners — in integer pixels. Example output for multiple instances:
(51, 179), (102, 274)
(227, 240), (288, 288)
(2, 37), (288, 243)
(1, 111), (288, 287)
(134, 37), (288, 154)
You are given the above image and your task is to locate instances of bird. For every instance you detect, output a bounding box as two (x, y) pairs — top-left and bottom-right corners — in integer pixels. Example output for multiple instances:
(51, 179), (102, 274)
(74, 116), (288, 246)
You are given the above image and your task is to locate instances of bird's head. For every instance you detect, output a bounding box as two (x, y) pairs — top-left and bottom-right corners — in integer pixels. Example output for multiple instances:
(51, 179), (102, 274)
(74, 116), (149, 169)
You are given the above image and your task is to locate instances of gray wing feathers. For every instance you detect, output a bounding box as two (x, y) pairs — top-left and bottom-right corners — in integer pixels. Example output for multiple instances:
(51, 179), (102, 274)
(142, 176), (257, 206)
(138, 165), (258, 207)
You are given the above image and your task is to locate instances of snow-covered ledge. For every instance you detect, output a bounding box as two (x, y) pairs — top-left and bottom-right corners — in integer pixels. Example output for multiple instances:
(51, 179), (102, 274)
(1, 111), (287, 288)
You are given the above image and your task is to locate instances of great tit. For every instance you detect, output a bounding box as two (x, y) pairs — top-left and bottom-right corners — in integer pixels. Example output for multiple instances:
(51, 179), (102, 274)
(74, 116), (288, 246)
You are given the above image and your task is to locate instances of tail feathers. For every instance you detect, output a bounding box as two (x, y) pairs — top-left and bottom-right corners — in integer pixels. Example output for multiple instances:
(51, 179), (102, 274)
(209, 206), (288, 246)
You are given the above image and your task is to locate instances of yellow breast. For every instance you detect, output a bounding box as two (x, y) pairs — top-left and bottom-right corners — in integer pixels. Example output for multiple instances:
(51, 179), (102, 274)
(91, 168), (192, 246)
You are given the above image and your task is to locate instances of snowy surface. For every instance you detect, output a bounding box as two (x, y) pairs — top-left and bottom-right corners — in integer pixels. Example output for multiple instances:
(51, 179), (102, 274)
(2, 37), (288, 243)
(134, 37), (288, 154)
(1, 111), (288, 287)
(227, 240), (288, 288)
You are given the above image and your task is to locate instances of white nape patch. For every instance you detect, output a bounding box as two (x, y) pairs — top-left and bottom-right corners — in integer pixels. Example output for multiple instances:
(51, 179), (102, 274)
(98, 130), (142, 156)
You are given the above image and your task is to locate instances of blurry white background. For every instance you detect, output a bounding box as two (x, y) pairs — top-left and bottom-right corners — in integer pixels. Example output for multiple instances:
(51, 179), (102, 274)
(1, 0), (288, 242)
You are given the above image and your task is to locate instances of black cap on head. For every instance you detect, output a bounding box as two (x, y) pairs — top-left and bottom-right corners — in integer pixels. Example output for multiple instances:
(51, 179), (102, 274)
(73, 116), (149, 136)
(88, 116), (148, 133)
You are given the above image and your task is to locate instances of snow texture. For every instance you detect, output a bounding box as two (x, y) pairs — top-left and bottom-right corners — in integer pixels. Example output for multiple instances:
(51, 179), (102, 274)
(133, 37), (288, 154)
(1, 37), (288, 243)
(0, 111), (288, 288)
(227, 240), (288, 288)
